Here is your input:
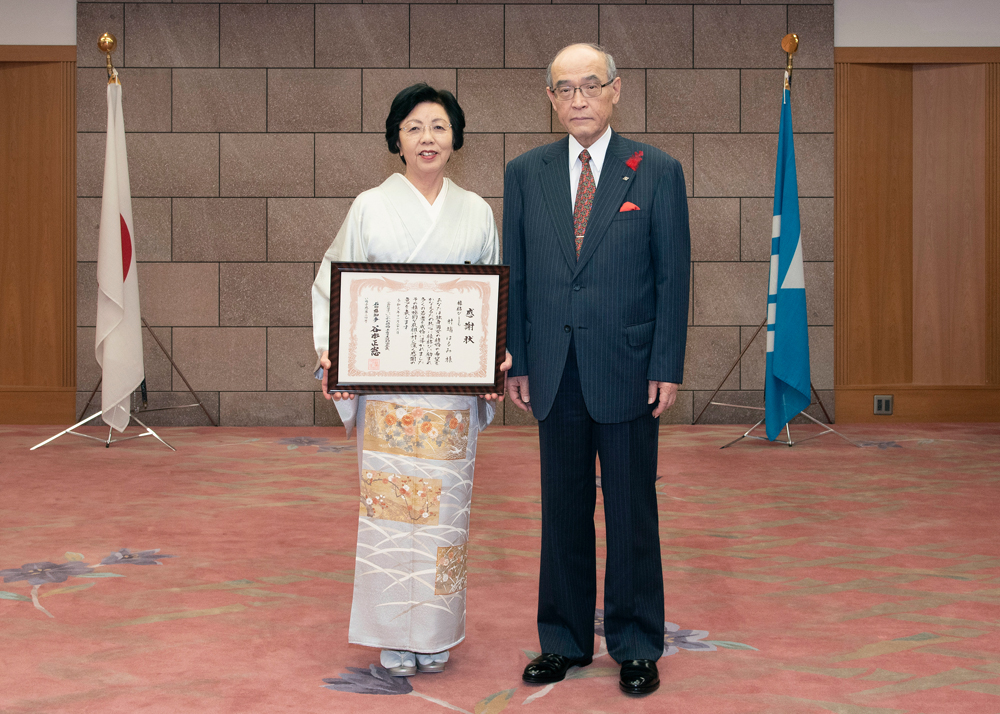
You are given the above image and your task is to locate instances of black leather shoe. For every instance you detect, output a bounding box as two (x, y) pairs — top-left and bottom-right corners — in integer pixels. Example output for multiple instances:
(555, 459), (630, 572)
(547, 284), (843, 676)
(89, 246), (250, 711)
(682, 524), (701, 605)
(522, 653), (593, 684)
(619, 659), (659, 695)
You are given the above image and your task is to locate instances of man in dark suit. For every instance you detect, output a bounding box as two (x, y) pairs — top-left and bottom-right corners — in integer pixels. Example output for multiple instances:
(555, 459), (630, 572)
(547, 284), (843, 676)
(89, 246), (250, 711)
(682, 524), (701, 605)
(503, 43), (690, 696)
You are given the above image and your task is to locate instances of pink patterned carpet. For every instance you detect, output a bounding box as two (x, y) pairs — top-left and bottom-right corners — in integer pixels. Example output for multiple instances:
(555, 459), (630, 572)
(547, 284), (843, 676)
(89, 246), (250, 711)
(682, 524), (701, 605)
(1, 422), (999, 713)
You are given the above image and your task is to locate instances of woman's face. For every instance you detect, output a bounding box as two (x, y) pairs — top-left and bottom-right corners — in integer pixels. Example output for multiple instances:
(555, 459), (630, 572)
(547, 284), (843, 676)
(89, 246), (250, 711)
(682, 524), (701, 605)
(397, 101), (453, 176)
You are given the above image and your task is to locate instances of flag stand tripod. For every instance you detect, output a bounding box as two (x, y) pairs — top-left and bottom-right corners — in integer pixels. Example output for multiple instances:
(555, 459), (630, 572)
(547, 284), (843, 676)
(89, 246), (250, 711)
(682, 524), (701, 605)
(715, 406), (861, 450)
(692, 315), (860, 449)
(30, 404), (176, 452)
(30, 317), (217, 452)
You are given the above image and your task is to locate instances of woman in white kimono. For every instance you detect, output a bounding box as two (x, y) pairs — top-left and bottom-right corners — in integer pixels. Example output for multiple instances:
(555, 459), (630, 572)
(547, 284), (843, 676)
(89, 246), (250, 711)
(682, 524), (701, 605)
(312, 85), (506, 677)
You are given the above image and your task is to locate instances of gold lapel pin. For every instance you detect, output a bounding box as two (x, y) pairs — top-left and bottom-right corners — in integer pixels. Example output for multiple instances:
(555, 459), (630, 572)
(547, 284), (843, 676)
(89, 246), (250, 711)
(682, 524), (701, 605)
(622, 176), (629, 181)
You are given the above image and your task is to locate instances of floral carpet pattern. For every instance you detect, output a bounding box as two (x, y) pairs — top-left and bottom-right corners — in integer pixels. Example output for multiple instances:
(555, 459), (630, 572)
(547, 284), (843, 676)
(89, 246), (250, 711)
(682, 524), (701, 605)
(0, 422), (998, 713)
(1, 548), (174, 619)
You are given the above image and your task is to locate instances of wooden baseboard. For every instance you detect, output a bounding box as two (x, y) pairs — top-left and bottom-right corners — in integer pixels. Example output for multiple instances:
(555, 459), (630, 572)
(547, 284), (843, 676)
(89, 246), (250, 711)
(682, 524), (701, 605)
(0, 387), (76, 425)
(835, 386), (1000, 422)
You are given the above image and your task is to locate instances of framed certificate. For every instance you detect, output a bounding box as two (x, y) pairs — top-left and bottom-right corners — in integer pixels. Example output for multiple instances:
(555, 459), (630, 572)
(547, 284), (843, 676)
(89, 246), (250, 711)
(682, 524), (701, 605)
(328, 263), (509, 395)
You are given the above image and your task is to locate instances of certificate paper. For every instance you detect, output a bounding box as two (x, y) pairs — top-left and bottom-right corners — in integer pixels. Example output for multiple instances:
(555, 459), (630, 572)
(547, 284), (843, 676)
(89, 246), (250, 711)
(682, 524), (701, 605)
(330, 264), (508, 394)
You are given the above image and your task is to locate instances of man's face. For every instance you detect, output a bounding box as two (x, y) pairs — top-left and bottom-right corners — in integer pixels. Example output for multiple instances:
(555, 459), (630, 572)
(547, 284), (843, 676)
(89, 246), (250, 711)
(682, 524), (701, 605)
(547, 45), (620, 148)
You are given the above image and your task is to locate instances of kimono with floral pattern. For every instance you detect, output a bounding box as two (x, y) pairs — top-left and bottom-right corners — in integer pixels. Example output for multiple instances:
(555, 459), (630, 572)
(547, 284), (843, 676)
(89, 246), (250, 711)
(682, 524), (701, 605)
(311, 174), (499, 652)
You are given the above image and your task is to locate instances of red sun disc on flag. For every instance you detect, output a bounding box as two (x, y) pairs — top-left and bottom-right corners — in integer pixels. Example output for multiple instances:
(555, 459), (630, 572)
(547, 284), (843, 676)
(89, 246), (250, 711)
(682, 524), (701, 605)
(120, 214), (132, 280)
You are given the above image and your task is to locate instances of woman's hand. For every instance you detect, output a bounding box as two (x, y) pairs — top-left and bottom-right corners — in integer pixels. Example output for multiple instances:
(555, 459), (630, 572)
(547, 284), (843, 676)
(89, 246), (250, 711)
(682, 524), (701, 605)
(321, 350), (355, 401)
(479, 350), (512, 401)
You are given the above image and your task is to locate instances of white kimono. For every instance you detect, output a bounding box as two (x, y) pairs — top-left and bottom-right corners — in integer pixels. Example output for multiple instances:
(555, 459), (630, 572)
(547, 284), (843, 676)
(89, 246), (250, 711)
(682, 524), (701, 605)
(311, 174), (499, 653)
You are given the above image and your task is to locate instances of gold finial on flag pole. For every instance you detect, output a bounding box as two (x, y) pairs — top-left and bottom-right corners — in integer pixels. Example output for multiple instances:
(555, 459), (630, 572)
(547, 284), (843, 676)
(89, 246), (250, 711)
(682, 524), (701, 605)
(782, 33), (799, 91)
(98, 33), (120, 85)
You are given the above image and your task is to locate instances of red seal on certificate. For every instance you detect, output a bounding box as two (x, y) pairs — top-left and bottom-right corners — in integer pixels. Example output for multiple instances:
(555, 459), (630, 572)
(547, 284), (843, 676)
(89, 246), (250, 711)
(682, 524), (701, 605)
(368, 358), (380, 370)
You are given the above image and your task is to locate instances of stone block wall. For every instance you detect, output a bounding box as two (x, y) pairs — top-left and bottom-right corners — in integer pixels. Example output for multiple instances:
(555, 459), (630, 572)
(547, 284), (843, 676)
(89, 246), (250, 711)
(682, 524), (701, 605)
(75, 1), (834, 427)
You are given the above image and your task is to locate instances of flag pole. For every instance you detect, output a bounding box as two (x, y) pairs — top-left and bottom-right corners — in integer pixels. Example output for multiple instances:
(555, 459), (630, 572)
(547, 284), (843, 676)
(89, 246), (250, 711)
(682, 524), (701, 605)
(695, 34), (803, 428)
(781, 32), (798, 90)
(98, 32), (119, 85)
(31, 33), (212, 451)
(90, 37), (217, 428)
(694, 35), (857, 447)
(778, 32), (834, 427)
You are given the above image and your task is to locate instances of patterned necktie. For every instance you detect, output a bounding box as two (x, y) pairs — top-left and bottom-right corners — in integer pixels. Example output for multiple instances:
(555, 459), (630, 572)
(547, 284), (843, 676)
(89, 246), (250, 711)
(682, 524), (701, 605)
(573, 149), (595, 259)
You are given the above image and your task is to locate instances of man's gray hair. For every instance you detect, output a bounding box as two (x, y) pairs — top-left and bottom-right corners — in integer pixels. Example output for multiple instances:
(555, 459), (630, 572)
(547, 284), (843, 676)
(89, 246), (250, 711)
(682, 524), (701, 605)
(546, 43), (617, 89)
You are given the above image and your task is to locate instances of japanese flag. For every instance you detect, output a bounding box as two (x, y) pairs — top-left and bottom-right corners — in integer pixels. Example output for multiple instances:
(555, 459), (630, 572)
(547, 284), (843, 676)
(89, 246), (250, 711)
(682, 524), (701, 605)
(95, 77), (144, 432)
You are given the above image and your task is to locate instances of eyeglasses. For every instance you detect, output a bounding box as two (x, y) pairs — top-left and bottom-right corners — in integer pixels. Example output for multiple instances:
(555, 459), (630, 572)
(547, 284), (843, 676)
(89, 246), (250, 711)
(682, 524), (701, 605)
(549, 80), (614, 101)
(400, 121), (452, 137)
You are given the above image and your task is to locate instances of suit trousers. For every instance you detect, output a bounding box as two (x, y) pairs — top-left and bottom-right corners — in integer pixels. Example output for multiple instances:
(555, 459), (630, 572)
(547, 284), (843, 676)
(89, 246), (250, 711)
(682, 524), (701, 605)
(536, 340), (665, 662)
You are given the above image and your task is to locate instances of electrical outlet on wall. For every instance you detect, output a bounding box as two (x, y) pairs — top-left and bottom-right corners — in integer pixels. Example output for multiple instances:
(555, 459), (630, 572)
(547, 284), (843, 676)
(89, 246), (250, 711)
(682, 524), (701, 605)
(874, 395), (894, 415)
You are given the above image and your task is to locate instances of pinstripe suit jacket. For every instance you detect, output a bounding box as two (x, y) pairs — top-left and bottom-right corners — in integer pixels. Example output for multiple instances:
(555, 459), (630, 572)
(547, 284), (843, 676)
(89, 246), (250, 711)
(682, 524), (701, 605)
(503, 131), (691, 423)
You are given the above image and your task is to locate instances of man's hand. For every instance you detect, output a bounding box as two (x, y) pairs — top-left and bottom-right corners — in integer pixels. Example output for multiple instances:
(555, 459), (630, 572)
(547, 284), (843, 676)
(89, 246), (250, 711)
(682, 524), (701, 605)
(320, 350), (355, 402)
(648, 381), (678, 418)
(480, 350), (512, 401)
(508, 373), (531, 412)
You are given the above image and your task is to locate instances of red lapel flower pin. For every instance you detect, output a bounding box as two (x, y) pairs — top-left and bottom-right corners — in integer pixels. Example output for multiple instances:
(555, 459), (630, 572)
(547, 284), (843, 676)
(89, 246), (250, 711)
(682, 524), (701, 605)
(626, 150), (643, 171)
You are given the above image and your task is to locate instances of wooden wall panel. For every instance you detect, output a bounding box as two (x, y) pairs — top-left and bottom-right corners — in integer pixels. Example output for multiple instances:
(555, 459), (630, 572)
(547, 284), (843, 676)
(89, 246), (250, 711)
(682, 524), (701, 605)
(835, 62), (850, 390)
(838, 63), (914, 387)
(836, 49), (1000, 422)
(62, 61), (77, 390)
(0, 59), (76, 424)
(0, 389), (77, 424)
(911, 64), (987, 385)
(989, 63), (1000, 386)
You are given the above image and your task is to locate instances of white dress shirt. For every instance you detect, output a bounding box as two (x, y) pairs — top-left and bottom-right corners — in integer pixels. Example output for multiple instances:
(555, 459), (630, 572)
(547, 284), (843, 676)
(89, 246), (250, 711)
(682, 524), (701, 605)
(568, 125), (613, 208)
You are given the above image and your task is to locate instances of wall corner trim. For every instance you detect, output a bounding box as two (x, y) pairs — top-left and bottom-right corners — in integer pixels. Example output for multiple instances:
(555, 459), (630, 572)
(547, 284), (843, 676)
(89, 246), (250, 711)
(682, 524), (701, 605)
(835, 47), (1000, 64)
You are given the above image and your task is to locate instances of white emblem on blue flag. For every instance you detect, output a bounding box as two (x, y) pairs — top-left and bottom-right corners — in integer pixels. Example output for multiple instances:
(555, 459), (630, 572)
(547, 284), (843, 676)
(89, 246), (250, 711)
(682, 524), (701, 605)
(780, 237), (805, 290)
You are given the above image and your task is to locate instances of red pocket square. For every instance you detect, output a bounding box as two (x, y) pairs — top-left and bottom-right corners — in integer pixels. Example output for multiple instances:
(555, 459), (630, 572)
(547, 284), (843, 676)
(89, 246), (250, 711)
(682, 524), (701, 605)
(619, 201), (640, 212)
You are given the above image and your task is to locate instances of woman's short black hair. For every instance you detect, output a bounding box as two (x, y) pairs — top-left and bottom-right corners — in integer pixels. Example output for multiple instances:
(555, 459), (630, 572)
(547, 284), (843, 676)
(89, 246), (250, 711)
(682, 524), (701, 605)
(385, 83), (465, 163)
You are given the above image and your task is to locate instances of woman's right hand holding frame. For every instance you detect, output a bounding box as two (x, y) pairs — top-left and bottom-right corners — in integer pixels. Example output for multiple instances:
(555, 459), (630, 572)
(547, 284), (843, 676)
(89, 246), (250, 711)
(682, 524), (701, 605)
(320, 350), (356, 401)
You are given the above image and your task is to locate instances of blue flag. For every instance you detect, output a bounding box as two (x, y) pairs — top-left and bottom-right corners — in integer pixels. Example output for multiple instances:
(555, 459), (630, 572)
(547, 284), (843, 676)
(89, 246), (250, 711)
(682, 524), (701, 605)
(764, 82), (811, 440)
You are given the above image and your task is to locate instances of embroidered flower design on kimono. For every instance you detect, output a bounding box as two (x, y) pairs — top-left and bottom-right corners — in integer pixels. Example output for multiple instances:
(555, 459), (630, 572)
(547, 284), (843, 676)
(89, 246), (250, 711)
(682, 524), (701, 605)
(434, 543), (468, 595)
(363, 400), (469, 461)
(360, 471), (442, 525)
